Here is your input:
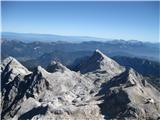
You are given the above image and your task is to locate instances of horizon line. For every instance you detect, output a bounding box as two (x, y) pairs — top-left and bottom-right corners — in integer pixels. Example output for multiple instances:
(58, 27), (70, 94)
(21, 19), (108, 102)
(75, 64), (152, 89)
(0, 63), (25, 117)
(1, 31), (158, 43)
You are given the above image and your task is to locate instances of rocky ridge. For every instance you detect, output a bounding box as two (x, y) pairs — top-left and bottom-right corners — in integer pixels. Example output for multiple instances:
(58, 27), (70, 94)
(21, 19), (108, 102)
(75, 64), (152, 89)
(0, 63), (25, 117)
(1, 55), (103, 120)
(98, 68), (160, 119)
(1, 50), (160, 120)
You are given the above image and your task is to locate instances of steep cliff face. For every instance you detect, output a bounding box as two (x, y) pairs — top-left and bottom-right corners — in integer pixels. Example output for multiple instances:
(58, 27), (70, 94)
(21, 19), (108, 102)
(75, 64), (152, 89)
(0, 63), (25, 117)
(74, 49), (125, 94)
(77, 49), (125, 75)
(1, 57), (31, 86)
(1, 50), (160, 120)
(1, 57), (31, 119)
(99, 68), (160, 119)
(1, 57), (103, 120)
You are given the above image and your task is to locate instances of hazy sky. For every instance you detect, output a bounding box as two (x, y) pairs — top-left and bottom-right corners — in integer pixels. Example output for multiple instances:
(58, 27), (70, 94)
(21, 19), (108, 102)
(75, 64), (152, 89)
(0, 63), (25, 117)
(2, 1), (159, 42)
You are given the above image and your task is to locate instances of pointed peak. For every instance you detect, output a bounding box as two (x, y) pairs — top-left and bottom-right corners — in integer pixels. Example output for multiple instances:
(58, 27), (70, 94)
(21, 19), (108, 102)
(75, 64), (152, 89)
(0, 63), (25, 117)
(33, 66), (49, 77)
(127, 68), (143, 80)
(37, 66), (45, 71)
(108, 68), (143, 88)
(120, 68), (137, 77)
(46, 61), (68, 73)
(4, 56), (14, 61)
(2, 56), (31, 75)
(50, 61), (63, 66)
(77, 49), (124, 74)
(118, 68), (144, 87)
(50, 61), (65, 68)
(94, 49), (105, 56)
(95, 49), (103, 54)
(128, 68), (136, 74)
(2, 56), (26, 70)
(92, 49), (104, 60)
(92, 49), (110, 61)
(126, 68), (140, 77)
(3, 56), (19, 65)
(36, 66), (48, 73)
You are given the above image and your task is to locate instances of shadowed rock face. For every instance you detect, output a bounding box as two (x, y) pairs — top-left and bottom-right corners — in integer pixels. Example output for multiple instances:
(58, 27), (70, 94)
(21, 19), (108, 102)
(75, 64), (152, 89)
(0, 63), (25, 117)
(46, 61), (67, 73)
(1, 57), (32, 119)
(1, 50), (160, 120)
(78, 49), (125, 75)
(98, 68), (160, 119)
(1, 57), (31, 88)
(1, 56), (103, 120)
(74, 49), (126, 94)
(18, 105), (48, 120)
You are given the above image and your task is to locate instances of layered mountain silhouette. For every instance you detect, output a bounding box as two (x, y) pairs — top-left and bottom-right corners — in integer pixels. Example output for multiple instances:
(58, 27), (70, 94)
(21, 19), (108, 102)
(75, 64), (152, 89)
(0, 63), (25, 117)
(1, 50), (160, 120)
(2, 39), (159, 63)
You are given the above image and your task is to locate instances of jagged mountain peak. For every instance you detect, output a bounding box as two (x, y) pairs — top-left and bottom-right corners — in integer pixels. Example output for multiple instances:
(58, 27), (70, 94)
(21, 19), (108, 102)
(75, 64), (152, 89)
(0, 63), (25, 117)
(126, 68), (146, 88)
(1, 56), (30, 75)
(92, 49), (109, 61)
(1, 52), (160, 120)
(32, 66), (50, 78)
(3, 56), (22, 66)
(94, 49), (105, 56)
(37, 66), (48, 73)
(121, 68), (142, 80)
(99, 68), (160, 119)
(121, 68), (144, 86)
(127, 68), (142, 79)
(105, 68), (144, 89)
(46, 60), (69, 73)
(78, 50), (125, 75)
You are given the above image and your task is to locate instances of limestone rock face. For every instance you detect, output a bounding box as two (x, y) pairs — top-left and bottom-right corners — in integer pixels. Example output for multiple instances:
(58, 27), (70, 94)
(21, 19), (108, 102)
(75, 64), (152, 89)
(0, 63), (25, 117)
(1, 56), (31, 85)
(76, 49), (125, 94)
(1, 57), (31, 120)
(46, 61), (67, 73)
(99, 68), (160, 119)
(1, 50), (160, 120)
(1, 57), (103, 120)
(78, 49), (125, 75)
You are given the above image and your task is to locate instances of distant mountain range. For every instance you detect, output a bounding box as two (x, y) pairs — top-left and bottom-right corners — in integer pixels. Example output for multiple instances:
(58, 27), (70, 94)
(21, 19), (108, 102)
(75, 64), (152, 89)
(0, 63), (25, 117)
(2, 37), (159, 61)
(2, 32), (112, 43)
(2, 32), (159, 44)
(1, 36), (160, 78)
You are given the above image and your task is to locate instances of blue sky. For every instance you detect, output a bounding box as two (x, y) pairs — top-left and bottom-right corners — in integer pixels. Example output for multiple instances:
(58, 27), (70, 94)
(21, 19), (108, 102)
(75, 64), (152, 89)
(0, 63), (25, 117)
(2, 1), (159, 42)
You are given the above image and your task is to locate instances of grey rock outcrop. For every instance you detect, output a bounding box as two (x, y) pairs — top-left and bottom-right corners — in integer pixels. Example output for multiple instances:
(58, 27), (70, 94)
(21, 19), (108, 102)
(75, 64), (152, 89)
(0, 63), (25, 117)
(76, 49), (125, 94)
(78, 49), (125, 75)
(1, 57), (31, 119)
(1, 50), (160, 120)
(99, 68), (160, 119)
(1, 57), (104, 120)
(1, 56), (31, 86)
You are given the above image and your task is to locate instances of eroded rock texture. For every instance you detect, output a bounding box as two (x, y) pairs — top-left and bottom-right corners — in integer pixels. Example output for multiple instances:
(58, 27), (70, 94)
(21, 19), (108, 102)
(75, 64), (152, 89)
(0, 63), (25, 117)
(1, 50), (160, 120)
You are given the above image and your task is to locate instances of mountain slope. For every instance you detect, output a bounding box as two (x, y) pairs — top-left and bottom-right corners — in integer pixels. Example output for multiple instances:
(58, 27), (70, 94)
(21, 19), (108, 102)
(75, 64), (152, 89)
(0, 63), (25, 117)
(77, 49), (124, 75)
(1, 57), (103, 120)
(112, 56), (160, 77)
(71, 49), (125, 91)
(1, 57), (31, 119)
(1, 56), (31, 88)
(71, 55), (160, 78)
(98, 68), (160, 119)
(1, 50), (160, 120)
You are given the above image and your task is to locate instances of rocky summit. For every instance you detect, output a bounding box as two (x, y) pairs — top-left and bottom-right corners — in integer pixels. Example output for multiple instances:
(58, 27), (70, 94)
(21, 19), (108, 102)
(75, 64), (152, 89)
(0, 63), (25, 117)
(1, 50), (160, 120)
(98, 68), (160, 119)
